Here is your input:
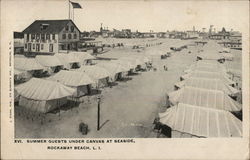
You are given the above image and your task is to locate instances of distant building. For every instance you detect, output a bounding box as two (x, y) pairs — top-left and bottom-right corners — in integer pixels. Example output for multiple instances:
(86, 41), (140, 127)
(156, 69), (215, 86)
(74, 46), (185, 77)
(157, 32), (167, 38)
(209, 27), (230, 40)
(229, 31), (242, 40)
(23, 19), (81, 55)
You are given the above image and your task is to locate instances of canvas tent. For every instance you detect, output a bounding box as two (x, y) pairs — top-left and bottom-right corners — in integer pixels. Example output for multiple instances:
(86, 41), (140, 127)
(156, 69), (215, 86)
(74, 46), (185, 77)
(174, 77), (239, 97)
(49, 70), (94, 97)
(15, 78), (75, 113)
(96, 62), (128, 82)
(180, 70), (236, 86)
(35, 55), (63, 74)
(119, 56), (145, 70)
(74, 66), (110, 88)
(197, 52), (225, 61)
(167, 86), (241, 112)
(71, 52), (96, 65)
(55, 53), (81, 69)
(111, 60), (135, 72)
(15, 56), (45, 71)
(159, 103), (242, 138)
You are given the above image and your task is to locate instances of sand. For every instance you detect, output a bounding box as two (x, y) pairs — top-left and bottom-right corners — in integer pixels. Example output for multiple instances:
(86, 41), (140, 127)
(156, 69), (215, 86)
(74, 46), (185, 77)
(14, 39), (241, 138)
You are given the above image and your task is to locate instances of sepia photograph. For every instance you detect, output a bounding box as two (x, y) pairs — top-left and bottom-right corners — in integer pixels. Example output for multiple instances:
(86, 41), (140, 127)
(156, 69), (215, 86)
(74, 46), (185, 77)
(1, 0), (249, 159)
(12, 0), (244, 139)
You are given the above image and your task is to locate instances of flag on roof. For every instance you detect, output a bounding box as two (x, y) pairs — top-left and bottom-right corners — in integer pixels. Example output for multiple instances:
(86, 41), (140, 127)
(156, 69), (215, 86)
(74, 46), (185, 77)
(70, 1), (82, 9)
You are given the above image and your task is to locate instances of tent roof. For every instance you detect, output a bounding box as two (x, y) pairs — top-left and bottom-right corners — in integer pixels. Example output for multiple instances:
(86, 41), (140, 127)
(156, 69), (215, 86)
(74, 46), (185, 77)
(174, 77), (239, 96)
(74, 65), (110, 80)
(71, 52), (96, 61)
(35, 55), (63, 67)
(168, 86), (241, 112)
(96, 62), (128, 74)
(159, 103), (242, 137)
(181, 70), (235, 85)
(55, 53), (80, 65)
(197, 53), (224, 60)
(49, 70), (94, 87)
(15, 78), (75, 100)
(14, 56), (44, 71)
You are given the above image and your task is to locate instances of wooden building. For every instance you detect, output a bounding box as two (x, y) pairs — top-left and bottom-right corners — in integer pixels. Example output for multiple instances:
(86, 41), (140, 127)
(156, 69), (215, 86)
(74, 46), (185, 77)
(23, 19), (81, 55)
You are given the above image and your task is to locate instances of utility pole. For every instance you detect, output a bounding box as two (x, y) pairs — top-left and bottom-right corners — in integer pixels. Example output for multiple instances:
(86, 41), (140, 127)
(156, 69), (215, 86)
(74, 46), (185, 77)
(97, 96), (101, 131)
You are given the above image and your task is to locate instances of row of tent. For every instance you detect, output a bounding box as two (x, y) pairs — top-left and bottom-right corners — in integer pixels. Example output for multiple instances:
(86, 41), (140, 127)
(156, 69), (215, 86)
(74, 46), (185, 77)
(197, 41), (234, 61)
(158, 43), (242, 138)
(14, 52), (96, 82)
(15, 54), (152, 114)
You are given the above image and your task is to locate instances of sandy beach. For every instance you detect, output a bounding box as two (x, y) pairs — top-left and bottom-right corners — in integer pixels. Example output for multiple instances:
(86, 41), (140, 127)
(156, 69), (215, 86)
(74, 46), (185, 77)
(14, 39), (241, 138)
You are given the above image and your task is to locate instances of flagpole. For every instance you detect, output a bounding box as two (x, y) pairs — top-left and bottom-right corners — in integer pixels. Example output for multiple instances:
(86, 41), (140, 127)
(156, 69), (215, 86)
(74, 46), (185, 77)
(68, 0), (70, 19)
(73, 8), (74, 22)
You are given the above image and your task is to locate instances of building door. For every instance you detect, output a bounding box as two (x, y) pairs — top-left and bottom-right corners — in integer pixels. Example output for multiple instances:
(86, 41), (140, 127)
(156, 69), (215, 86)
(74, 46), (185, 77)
(49, 44), (53, 52)
(67, 44), (71, 50)
(36, 44), (40, 52)
(28, 43), (31, 51)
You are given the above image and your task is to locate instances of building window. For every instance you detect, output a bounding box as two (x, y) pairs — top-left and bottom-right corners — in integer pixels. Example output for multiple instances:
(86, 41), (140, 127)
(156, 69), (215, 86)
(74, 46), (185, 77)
(68, 34), (72, 39)
(49, 44), (53, 52)
(62, 34), (66, 39)
(36, 44), (40, 51)
(27, 34), (29, 41)
(46, 34), (50, 40)
(52, 34), (55, 40)
(41, 44), (44, 50)
(31, 34), (35, 39)
(25, 44), (27, 49)
(71, 26), (74, 32)
(66, 25), (69, 31)
(36, 34), (40, 40)
(33, 44), (35, 49)
(74, 34), (77, 39)
(41, 34), (45, 40)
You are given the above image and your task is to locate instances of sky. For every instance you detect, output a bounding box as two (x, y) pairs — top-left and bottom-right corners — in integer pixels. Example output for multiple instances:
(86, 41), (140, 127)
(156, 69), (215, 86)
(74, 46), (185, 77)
(2, 0), (249, 33)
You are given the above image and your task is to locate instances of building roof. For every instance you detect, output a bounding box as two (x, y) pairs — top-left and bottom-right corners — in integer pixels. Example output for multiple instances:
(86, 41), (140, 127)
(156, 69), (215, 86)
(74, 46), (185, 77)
(159, 103), (242, 137)
(22, 19), (81, 34)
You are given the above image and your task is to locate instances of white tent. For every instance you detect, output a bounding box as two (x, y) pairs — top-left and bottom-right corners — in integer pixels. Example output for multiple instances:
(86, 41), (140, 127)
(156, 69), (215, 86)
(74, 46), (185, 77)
(49, 70), (94, 97)
(159, 103), (242, 138)
(180, 70), (236, 86)
(197, 53), (225, 61)
(15, 56), (44, 71)
(55, 53), (81, 69)
(168, 86), (241, 112)
(35, 55), (63, 74)
(96, 62), (128, 82)
(71, 52), (96, 65)
(174, 77), (239, 96)
(15, 78), (75, 113)
(111, 60), (135, 72)
(119, 56), (145, 69)
(74, 66), (110, 88)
